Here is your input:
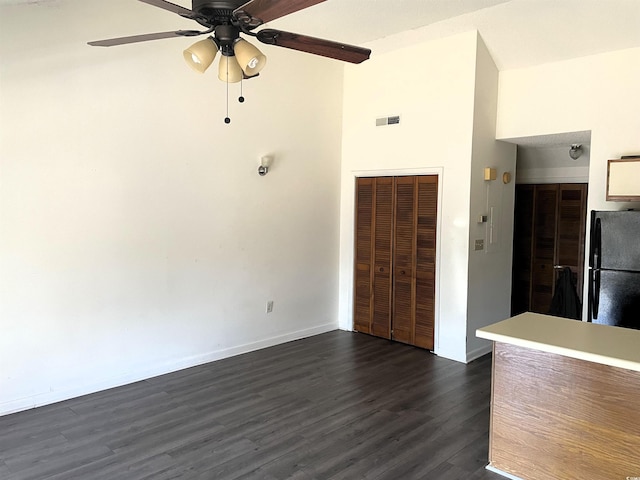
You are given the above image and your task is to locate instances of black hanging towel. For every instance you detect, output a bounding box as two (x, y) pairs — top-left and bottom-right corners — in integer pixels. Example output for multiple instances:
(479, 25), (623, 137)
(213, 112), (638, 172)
(549, 267), (582, 320)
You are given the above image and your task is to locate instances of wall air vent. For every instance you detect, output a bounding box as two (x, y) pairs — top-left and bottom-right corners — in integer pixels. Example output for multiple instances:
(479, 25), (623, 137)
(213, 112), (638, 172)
(376, 115), (401, 126)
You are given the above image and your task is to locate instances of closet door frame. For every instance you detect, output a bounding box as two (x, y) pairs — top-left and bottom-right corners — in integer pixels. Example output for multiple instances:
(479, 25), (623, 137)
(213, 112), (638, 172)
(349, 167), (443, 353)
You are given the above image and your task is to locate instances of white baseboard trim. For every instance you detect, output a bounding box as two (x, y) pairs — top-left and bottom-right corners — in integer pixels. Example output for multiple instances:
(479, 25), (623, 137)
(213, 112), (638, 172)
(485, 465), (524, 480)
(466, 344), (492, 363)
(0, 323), (337, 417)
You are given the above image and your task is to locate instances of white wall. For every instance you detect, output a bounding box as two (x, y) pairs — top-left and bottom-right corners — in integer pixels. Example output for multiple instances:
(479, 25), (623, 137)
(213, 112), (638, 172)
(466, 36), (516, 361)
(0, 0), (344, 415)
(339, 31), (479, 363)
(497, 46), (640, 303)
(6, 5), (638, 416)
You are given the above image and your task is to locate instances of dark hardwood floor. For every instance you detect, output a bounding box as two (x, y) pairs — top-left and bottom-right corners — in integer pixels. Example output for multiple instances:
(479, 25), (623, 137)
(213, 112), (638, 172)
(0, 331), (505, 480)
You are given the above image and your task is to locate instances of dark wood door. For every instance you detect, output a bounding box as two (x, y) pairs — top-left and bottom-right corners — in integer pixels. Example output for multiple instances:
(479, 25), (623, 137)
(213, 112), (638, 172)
(391, 176), (416, 345)
(353, 178), (374, 334)
(353, 177), (393, 339)
(354, 175), (437, 350)
(414, 176), (438, 350)
(555, 184), (588, 298)
(511, 183), (587, 316)
(371, 178), (394, 339)
(530, 185), (559, 312)
(511, 185), (535, 315)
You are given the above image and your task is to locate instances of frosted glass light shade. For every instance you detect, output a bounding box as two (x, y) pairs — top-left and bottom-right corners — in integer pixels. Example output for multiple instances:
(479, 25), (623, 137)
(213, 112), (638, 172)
(218, 55), (243, 83)
(183, 37), (218, 73)
(233, 38), (267, 76)
(569, 144), (583, 160)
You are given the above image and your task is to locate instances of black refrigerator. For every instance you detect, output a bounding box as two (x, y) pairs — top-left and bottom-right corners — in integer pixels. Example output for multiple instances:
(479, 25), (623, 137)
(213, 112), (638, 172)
(588, 210), (640, 329)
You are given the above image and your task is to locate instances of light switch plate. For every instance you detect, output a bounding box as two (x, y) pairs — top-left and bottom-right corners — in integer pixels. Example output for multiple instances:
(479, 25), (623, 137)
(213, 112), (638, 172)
(475, 239), (484, 251)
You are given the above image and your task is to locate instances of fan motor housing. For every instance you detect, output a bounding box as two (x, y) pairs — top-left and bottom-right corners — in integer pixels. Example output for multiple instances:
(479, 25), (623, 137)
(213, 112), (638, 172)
(192, 0), (246, 25)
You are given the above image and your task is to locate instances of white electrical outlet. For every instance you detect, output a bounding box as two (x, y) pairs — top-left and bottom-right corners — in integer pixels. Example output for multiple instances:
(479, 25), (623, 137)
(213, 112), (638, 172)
(266, 300), (274, 313)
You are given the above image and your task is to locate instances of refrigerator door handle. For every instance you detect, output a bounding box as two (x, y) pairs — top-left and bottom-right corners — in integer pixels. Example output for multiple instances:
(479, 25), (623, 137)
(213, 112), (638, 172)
(592, 269), (601, 319)
(594, 218), (602, 270)
(589, 211), (596, 267)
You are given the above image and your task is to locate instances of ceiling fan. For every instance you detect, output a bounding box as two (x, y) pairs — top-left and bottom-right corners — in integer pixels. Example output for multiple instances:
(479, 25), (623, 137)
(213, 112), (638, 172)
(89, 0), (371, 83)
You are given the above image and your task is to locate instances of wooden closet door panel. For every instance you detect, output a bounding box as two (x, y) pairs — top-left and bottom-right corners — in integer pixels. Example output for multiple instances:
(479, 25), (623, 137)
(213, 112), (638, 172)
(392, 177), (417, 345)
(555, 184), (587, 301)
(531, 185), (558, 313)
(414, 176), (438, 350)
(371, 177), (394, 339)
(353, 178), (374, 334)
(511, 185), (535, 315)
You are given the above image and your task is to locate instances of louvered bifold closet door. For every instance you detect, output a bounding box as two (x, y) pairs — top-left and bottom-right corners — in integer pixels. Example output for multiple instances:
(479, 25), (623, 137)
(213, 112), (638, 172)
(531, 185), (559, 313)
(414, 176), (437, 350)
(354, 178), (374, 334)
(392, 177), (417, 345)
(353, 175), (437, 349)
(371, 177), (394, 339)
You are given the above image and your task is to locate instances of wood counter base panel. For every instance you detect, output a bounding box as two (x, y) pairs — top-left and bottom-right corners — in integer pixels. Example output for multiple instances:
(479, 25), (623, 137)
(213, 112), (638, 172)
(489, 342), (640, 480)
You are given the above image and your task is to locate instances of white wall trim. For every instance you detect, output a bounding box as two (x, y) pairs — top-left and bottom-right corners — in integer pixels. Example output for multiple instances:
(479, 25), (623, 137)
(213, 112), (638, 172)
(485, 465), (524, 480)
(517, 177), (589, 184)
(0, 323), (337, 417)
(516, 166), (589, 185)
(466, 343), (492, 363)
(352, 166), (445, 178)
(340, 166), (444, 356)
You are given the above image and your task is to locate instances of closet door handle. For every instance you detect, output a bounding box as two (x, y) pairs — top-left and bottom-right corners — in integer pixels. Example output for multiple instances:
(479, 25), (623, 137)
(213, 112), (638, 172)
(400, 270), (406, 275)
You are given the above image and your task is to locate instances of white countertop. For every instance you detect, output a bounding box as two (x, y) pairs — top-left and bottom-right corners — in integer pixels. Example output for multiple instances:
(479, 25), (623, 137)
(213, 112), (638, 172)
(476, 312), (640, 372)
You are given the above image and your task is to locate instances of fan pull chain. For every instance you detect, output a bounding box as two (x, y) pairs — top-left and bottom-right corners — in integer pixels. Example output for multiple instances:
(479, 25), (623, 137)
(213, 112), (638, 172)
(224, 57), (231, 124)
(239, 79), (245, 103)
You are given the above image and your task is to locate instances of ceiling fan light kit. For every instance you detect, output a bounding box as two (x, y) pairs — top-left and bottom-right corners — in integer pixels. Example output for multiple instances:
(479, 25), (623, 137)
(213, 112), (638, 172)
(218, 54), (244, 83)
(233, 38), (266, 77)
(183, 36), (218, 73)
(88, 0), (372, 123)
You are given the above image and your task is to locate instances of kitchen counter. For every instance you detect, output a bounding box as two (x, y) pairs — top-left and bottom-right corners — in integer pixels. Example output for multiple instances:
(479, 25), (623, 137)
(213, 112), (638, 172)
(476, 313), (640, 480)
(476, 311), (640, 372)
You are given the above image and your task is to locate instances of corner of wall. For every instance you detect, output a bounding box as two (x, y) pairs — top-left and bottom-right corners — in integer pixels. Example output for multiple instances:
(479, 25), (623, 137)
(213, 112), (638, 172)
(466, 34), (517, 358)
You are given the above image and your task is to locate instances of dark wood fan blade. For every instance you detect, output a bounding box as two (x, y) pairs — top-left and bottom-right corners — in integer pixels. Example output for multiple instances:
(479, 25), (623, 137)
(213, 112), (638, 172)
(234, 0), (326, 26)
(88, 30), (202, 47)
(138, 0), (195, 18)
(256, 29), (371, 64)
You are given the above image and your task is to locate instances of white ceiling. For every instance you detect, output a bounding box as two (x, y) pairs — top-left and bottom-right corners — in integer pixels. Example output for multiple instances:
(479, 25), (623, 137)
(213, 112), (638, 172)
(271, 0), (638, 151)
(271, 0), (640, 70)
(2, 0), (639, 71)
